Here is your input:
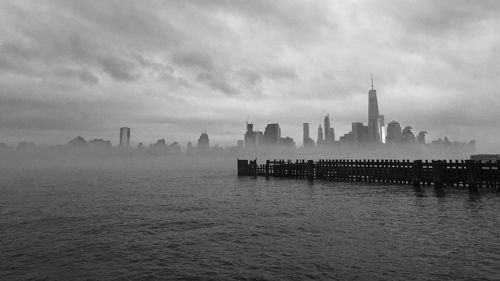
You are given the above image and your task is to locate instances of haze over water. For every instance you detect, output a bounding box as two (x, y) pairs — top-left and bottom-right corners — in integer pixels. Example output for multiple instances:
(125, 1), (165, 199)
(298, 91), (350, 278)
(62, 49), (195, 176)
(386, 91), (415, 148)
(1, 157), (499, 280)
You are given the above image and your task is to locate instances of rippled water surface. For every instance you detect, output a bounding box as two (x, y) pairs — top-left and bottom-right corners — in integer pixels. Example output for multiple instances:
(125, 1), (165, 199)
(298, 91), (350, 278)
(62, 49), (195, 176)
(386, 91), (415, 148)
(1, 161), (499, 280)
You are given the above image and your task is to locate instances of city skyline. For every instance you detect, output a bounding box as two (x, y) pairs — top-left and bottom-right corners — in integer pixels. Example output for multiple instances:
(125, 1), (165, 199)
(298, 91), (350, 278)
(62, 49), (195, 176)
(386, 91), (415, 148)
(1, 1), (499, 152)
(0, 79), (475, 153)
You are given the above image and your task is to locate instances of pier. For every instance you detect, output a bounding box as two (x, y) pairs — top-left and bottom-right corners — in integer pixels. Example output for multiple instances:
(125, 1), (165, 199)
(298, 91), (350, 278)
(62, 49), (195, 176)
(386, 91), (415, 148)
(237, 159), (500, 190)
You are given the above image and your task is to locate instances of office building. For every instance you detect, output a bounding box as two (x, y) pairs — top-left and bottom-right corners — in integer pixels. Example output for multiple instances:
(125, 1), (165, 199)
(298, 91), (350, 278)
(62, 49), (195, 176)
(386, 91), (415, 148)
(379, 115), (386, 144)
(263, 123), (281, 145)
(119, 127), (130, 147)
(303, 123), (310, 143)
(280, 137), (296, 147)
(402, 126), (416, 143)
(317, 124), (323, 145)
(244, 123), (257, 148)
(237, 140), (244, 148)
(256, 131), (263, 146)
(417, 131), (427, 144)
(327, 128), (335, 144)
(352, 122), (368, 144)
(386, 121), (402, 144)
(368, 76), (381, 143)
(303, 123), (315, 147)
(324, 114), (330, 142)
(197, 132), (209, 150)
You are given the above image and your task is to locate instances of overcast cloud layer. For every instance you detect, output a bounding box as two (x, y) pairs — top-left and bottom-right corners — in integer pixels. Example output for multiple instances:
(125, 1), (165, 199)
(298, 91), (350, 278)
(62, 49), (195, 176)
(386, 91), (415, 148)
(0, 0), (499, 152)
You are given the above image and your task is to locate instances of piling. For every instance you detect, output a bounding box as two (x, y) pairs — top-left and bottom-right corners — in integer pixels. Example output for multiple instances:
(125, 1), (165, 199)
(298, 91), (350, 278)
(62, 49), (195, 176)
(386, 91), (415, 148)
(237, 159), (249, 176)
(412, 160), (422, 187)
(432, 160), (443, 189)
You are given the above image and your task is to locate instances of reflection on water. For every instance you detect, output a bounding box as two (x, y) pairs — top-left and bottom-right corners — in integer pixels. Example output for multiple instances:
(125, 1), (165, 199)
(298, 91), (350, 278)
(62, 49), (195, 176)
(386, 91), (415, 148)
(1, 166), (499, 280)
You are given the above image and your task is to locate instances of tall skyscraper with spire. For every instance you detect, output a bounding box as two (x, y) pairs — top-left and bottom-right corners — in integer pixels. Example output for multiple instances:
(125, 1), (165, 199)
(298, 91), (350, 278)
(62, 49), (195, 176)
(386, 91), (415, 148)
(368, 75), (381, 143)
(317, 124), (323, 145)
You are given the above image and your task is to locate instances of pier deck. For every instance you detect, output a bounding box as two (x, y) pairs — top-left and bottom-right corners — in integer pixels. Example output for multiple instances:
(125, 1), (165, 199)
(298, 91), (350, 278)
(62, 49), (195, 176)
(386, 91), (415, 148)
(237, 159), (500, 190)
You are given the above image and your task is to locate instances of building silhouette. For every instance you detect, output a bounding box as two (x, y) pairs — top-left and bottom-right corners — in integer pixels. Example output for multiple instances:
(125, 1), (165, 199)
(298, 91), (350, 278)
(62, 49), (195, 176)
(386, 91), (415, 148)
(169, 141), (182, 153)
(17, 141), (37, 150)
(339, 131), (354, 143)
(69, 136), (87, 146)
(280, 136), (296, 147)
(324, 115), (331, 143)
(351, 122), (368, 143)
(317, 124), (323, 145)
(386, 121), (402, 144)
(368, 76), (382, 143)
(186, 141), (195, 154)
(401, 126), (416, 143)
(197, 132), (209, 150)
(244, 123), (257, 148)
(417, 131), (427, 144)
(263, 123), (281, 145)
(379, 114), (386, 143)
(256, 131), (263, 146)
(303, 123), (309, 143)
(151, 139), (167, 149)
(89, 138), (111, 149)
(327, 127), (335, 144)
(237, 140), (244, 148)
(303, 123), (315, 147)
(119, 127), (130, 147)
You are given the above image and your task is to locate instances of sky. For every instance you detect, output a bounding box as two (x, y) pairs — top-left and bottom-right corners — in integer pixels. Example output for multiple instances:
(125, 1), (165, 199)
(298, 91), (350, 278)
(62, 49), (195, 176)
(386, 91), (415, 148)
(0, 0), (499, 152)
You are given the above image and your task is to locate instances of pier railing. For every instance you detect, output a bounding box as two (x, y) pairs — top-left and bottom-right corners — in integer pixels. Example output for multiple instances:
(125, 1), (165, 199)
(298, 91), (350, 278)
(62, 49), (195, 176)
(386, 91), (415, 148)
(237, 159), (500, 190)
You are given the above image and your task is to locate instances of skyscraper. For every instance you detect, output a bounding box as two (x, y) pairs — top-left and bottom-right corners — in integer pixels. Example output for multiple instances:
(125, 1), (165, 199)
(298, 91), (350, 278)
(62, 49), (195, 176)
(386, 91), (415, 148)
(256, 131), (263, 146)
(368, 76), (381, 143)
(386, 121), (402, 144)
(317, 124), (323, 145)
(327, 128), (335, 143)
(417, 131), (427, 144)
(119, 127), (130, 147)
(303, 123), (314, 147)
(303, 123), (309, 144)
(324, 114), (330, 142)
(244, 123), (257, 148)
(237, 140), (244, 148)
(263, 123), (281, 145)
(197, 132), (209, 150)
(379, 115), (386, 144)
(352, 122), (368, 144)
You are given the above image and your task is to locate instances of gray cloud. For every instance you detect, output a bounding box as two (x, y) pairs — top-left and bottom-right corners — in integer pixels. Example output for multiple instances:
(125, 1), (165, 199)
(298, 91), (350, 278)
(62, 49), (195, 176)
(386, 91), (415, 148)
(57, 68), (99, 85)
(238, 69), (262, 86)
(171, 51), (214, 71)
(197, 72), (237, 95)
(380, 0), (500, 35)
(266, 67), (298, 81)
(99, 56), (140, 81)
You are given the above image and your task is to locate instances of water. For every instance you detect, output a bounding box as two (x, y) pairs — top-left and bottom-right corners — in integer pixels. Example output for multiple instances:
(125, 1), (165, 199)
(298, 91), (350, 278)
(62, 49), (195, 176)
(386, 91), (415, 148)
(1, 160), (499, 280)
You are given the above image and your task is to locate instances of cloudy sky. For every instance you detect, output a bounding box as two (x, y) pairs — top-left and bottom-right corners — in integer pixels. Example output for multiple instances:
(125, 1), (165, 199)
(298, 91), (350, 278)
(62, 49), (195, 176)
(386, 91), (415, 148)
(0, 0), (499, 152)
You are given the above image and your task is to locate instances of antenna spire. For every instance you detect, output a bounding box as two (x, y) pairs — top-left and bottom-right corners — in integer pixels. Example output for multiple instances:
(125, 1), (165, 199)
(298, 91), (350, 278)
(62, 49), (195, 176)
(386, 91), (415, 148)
(371, 73), (374, 91)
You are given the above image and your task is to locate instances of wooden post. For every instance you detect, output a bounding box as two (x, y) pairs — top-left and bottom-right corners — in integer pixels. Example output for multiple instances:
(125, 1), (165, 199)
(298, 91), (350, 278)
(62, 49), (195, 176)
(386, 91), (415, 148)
(265, 160), (270, 177)
(467, 160), (479, 192)
(237, 159), (249, 176)
(307, 160), (314, 181)
(433, 160), (443, 189)
(412, 160), (422, 187)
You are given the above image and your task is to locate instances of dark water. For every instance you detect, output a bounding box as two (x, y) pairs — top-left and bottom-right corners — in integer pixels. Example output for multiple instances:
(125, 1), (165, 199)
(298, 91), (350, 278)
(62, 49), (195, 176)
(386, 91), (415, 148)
(1, 163), (499, 280)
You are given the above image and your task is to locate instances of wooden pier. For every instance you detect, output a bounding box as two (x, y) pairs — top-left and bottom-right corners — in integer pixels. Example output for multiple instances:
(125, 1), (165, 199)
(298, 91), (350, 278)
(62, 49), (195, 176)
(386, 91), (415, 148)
(237, 159), (500, 190)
